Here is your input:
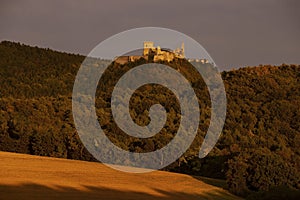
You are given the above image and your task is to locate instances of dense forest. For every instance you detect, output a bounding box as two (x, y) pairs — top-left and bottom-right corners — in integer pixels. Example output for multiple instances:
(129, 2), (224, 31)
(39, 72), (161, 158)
(0, 41), (299, 199)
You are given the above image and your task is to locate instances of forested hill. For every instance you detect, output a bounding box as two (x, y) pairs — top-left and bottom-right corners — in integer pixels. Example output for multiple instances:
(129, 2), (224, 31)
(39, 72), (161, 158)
(0, 41), (299, 199)
(0, 41), (85, 98)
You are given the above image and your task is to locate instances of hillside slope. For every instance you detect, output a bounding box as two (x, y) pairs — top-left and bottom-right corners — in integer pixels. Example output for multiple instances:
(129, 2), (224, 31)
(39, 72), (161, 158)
(0, 151), (240, 200)
(0, 41), (299, 198)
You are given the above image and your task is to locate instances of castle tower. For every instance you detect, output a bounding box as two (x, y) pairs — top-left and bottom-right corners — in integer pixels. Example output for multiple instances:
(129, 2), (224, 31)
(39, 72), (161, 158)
(181, 42), (185, 58)
(143, 41), (154, 56)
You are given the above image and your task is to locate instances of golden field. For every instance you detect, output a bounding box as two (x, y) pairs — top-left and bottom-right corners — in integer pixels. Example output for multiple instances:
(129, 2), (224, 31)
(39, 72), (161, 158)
(0, 152), (241, 200)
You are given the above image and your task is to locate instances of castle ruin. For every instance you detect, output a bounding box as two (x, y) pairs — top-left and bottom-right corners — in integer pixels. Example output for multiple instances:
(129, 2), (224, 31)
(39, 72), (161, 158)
(115, 41), (185, 64)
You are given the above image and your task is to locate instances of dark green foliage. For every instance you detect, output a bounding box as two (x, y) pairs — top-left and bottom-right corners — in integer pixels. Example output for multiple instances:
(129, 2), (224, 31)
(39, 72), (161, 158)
(246, 186), (300, 200)
(226, 148), (300, 197)
(0, 41), (299, 198)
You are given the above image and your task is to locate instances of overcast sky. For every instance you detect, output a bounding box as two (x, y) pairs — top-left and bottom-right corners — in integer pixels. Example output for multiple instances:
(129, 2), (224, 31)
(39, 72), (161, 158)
(1, 0), (299, 70)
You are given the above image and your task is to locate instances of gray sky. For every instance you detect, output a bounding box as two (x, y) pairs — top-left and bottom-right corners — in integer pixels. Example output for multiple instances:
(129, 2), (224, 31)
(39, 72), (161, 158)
(1, 0), (299, 70)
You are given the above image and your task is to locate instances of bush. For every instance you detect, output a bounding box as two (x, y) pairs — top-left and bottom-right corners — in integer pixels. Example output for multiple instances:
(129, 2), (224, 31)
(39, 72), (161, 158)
(226, 149), (299, 197)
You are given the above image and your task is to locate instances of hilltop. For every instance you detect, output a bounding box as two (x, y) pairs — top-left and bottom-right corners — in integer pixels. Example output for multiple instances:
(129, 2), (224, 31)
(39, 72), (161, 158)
(0, 41), (299, 198)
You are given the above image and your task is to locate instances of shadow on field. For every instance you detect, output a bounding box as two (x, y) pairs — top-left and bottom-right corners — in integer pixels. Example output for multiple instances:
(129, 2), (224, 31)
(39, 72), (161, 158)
(0, 183), (237, 200)
(193, 176), (228, 190)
